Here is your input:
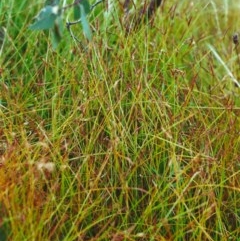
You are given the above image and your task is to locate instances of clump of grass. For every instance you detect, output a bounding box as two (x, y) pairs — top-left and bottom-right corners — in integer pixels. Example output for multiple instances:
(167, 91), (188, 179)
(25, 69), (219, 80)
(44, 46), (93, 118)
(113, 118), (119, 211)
(0, 0), (240, 240)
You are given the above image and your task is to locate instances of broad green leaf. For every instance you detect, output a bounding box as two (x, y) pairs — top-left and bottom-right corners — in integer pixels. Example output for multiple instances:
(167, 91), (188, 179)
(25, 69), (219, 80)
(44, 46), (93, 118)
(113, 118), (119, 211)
(29, 5), (59, 30)
(73, 3), (81, 20)
(81, 0), (91, 15)
(51, 16), (63, 49)
(73, 0), (90, 21)
(80, 4), (92, 40)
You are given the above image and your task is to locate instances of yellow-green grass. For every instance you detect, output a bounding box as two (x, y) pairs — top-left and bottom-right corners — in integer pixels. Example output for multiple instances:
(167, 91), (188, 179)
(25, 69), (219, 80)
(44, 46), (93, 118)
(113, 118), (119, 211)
(0, 0), (240, 240)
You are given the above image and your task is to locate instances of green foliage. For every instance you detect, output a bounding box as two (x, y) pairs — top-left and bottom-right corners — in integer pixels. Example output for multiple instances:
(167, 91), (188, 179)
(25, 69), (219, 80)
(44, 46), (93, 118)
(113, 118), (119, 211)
(51, 16), (64, 49)
(1, 0), (240, 240)
(73, 0), (90, 20)
(80, 3), (92, 40)
(73, 3), (81, 20)
(73, 0), (92, 40)
(29, 0), (93, 48)
(29, 5), (60, 30)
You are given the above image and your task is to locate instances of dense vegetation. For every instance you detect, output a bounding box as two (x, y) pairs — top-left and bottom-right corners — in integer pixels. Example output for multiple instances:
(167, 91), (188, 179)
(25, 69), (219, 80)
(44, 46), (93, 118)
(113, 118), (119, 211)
(0, 0), (240, 240)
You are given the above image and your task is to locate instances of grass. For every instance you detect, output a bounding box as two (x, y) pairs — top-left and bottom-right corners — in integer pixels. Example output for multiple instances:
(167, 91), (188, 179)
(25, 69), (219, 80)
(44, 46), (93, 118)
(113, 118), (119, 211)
(0, 0), (240, 240)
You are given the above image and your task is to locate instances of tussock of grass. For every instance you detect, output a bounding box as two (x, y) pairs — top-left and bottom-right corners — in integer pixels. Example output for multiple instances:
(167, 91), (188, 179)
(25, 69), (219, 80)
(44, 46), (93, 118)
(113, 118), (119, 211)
(0, 0), (240, 240)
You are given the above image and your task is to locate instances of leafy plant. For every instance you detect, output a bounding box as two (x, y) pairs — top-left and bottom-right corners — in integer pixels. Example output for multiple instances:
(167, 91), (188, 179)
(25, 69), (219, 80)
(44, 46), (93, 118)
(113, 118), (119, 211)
(29, 0), (96, 48)
(29, 0), (164, 48)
